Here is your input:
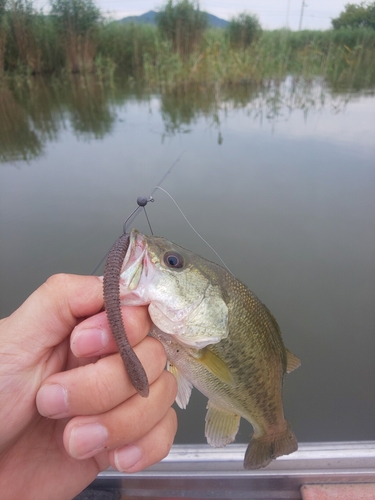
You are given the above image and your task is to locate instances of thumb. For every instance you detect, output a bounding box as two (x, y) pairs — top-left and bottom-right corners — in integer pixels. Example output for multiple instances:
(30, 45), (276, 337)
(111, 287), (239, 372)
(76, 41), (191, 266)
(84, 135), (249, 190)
(2, 274), (104, 357)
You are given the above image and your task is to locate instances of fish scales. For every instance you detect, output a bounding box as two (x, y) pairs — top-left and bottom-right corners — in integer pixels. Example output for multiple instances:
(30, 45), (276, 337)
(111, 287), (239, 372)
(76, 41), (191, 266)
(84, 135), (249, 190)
(117, 229), (300, 469)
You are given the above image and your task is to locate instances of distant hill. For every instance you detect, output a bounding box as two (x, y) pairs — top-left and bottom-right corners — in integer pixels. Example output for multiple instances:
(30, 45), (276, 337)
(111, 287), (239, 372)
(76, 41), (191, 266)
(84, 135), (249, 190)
(205, 12), (229, 28)
(118, 10), (158, 25)
(118, 10), (229, 28)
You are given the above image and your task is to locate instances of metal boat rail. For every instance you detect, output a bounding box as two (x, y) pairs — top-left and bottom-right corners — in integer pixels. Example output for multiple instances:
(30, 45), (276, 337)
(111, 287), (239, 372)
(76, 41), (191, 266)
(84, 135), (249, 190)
(90, 441), (375, 499)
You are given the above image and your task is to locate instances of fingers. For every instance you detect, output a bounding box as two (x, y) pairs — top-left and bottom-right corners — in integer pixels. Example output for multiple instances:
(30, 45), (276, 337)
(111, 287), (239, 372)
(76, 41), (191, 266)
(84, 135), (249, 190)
(110, 407), (177, 472)
(70, 305), (152, 358)
(63, 370), (177, 461)
(15, 273), (178, 473)
(36, 337), (166, 418)
(2, 274), (103, 352)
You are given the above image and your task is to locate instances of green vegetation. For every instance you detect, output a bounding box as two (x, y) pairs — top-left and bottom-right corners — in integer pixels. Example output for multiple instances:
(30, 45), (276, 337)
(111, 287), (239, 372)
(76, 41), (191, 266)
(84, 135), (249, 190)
(228, 13), (262, 49)
(0, 0), (374, 91)
(50, 0), (101, 72)
(141, 27), (375, 91)
(156, 0), (207, 59)
(332, 1), (375, 30)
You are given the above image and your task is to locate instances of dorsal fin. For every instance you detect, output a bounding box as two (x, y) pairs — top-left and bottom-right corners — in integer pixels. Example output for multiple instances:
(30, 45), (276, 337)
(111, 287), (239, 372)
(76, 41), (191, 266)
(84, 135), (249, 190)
(263, 303), (300, 374)
(286, 349), (301, 373)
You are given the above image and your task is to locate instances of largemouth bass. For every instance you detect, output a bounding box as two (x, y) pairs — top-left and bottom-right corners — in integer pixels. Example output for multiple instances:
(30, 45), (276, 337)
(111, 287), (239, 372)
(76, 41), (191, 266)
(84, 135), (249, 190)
(116, 229), (300, 469)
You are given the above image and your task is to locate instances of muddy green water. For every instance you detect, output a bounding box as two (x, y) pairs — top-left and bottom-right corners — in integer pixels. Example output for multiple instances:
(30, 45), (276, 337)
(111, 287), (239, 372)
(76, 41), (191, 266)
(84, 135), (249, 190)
(1, 76), (374, 445)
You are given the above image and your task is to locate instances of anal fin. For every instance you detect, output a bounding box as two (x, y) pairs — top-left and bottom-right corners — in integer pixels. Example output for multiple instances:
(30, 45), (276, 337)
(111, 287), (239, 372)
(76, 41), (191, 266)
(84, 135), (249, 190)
(205, 401), (240, 447)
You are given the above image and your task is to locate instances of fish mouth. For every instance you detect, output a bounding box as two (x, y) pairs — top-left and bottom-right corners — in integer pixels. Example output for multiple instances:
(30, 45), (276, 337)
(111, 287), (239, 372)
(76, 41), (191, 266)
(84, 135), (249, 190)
(119, 229), (153, 298)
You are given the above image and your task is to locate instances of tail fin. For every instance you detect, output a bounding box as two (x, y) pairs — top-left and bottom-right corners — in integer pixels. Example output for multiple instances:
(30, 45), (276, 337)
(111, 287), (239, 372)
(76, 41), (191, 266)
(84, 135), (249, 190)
(244, 422), (298, 470)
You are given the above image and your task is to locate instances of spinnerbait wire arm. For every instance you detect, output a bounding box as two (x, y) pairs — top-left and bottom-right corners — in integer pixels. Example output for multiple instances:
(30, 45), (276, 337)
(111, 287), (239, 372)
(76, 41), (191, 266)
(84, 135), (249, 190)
(123, 196), (154, 235)
(90, 196), (154, 276)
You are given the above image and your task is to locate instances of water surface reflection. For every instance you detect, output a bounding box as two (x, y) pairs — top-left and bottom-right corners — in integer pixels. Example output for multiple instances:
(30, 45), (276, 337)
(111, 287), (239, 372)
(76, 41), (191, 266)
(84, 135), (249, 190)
(1, 76), (374, 446)
(0, 75), (364, 163)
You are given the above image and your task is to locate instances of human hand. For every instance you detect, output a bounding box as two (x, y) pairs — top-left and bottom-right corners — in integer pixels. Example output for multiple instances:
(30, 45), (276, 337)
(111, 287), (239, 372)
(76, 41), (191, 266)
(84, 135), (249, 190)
(0, 274), (177, 500)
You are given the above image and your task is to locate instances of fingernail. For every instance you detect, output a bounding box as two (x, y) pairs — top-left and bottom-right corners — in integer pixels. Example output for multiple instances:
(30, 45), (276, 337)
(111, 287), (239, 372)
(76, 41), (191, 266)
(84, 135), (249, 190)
(114, 445), (142, 472)
(37, 384), (68, 418)
(71, 328), (108, 356)
(69, 423), (109, 459)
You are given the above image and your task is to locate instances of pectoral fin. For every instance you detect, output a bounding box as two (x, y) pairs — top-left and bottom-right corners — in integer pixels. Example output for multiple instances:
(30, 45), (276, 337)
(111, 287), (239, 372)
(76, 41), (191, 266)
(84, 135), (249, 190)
(167, 361), (193, 409)
(286, 349), (301, 374)
(205, 401), (240, 447)
(189, 347), (234, 386)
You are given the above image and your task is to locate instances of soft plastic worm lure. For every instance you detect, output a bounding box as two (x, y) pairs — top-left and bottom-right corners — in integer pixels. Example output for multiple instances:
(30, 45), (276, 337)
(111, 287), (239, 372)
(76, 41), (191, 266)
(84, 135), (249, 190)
(102, 197), (152, 397)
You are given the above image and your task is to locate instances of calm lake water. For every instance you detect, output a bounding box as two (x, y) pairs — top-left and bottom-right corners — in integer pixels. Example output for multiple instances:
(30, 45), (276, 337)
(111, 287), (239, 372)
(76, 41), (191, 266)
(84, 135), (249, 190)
(1, 75), (374, 445)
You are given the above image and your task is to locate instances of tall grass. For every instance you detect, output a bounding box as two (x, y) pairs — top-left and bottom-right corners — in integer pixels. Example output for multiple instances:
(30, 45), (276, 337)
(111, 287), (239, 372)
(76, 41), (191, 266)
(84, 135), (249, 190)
(0, 0), (6, 76)
(167, 28), (375, 90)
(97, 22), (157, 77)
(1, 0), (374, 92)
(141, 27), (375, 90)
(228, 13), (262, 50)
(156, 0), (207, 60)
(3, 0), (63, 74)
(50, 0), (101, 73)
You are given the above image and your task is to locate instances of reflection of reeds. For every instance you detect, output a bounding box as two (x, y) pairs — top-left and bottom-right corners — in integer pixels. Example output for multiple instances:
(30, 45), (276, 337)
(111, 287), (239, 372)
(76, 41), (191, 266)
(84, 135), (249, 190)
(68, 74), (116, 138)
(0, 85), (42, 161)
(158, 76), (350, 138)
(0, 73), (118, 162)
(0, 71), (358, 165)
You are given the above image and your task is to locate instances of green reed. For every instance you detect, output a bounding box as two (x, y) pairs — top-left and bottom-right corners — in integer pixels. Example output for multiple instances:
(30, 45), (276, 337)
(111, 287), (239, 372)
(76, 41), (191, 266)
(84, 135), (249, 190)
(157, 0), (207, 60)
(140, 27), (375, 90)
(1, 0), (374, 92)
(97, 22), (157, 78)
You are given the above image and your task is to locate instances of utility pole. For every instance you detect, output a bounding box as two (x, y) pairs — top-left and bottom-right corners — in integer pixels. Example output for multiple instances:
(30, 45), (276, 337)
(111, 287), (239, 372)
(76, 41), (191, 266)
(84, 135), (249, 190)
(299, 0), (306, 30)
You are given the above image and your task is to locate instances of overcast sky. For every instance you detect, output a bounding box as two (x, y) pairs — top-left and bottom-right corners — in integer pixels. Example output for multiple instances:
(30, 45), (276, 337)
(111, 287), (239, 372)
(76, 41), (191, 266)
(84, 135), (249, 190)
(34, 0), (349, 30)
(101, 0), (348, 30)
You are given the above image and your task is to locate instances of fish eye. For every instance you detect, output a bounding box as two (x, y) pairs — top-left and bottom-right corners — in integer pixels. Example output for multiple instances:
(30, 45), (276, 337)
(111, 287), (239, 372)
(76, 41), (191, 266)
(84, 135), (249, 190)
(164, 251), (184, 269)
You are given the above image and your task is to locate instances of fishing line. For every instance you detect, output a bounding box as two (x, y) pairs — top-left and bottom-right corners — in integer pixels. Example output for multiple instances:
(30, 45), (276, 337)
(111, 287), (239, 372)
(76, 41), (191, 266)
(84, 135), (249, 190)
(118, 151), (186, 235)
(152, 186), (233, 276)
(91, 150), (231, 276)
(90, 152), (184, 275)
(150, 151), (185, 197)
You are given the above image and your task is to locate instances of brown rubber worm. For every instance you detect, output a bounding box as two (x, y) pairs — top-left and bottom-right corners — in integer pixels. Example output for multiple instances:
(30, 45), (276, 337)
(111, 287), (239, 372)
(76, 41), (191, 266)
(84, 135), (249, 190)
(103, 232), (149, 397)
